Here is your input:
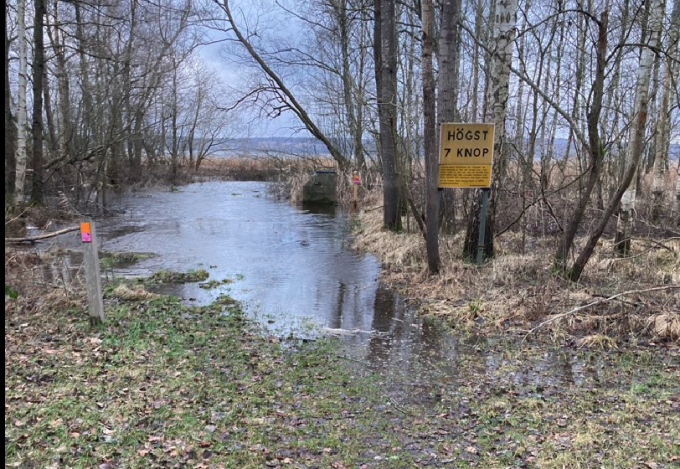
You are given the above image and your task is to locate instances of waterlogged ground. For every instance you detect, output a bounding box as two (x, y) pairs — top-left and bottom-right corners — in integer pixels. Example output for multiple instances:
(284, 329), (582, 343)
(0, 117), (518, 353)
(5, 291), (679, 468)
(5, 181), (679, 467)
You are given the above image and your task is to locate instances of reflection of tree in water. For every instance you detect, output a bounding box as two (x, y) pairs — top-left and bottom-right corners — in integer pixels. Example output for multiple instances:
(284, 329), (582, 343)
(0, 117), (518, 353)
(366, 286), (403, 364)
(330, 281), (346, 329)
(365, 288), (456, 384)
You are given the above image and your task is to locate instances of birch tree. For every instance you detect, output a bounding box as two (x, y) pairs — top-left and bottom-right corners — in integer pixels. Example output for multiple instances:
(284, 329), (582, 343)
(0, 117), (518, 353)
(5, 5), (15, 194)
(14, 0), (28, 204)
(463, 0), (519, 260)
(614, 0), (665, 256)
(674, 164), (680, 223)
(564, 0), (665, 281)
(651, 0), (680, 221)
(437, 0), (462, 235)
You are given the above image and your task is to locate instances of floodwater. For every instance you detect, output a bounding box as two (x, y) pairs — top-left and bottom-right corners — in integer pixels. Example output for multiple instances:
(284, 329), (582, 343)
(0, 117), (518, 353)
(97, 181), (615, 403)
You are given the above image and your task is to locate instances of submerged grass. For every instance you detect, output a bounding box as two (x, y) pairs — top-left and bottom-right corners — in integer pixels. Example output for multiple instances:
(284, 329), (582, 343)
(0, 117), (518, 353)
(99, 251), (157, 269)
(5, 285), (680, 468)
(148, 268), (210, 284)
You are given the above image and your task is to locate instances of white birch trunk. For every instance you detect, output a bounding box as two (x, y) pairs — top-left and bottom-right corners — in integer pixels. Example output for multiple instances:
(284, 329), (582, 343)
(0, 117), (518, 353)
(470, 0), (483, 121)
(651, 0), (680, 220)
(464, 0), (518, 259)
(50, 0), (70, 163)
(674, 164), (680, 222)
(14, 0), (28, 203)
(615, 0), (665, 255)
(485, 0), (519, 162)
(486, 0), (519, 214)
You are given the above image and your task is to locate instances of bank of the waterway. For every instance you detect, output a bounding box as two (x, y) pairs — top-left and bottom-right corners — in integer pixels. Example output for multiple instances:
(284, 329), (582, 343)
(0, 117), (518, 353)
(6, 274), (679, 468)
(92, 181), (677, 396)
(5, 179), (679, 468)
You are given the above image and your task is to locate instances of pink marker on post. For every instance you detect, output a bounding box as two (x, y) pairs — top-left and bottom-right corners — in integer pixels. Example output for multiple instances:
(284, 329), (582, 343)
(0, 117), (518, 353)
(80, 222), (92, 243)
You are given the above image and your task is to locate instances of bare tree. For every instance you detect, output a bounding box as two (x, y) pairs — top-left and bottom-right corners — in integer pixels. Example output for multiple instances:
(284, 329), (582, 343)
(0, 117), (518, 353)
(14, 0), (28, 204)
(294, 0), (374, 170)
(651, 0), (680, 221)
(674, 162), (680, 222)
(31, 0), (46, 203)
(566, 0), (665, 281)
(378, 0), (400, 230)
(437, 0), (462, 235)
(5, 5), (16, 194)
(215, 0), (350, 170)
(463, 0), (519, 260)
(613, 0), (665, 256)
(422, 0), (440, 273)
(554, 8), (609, 272)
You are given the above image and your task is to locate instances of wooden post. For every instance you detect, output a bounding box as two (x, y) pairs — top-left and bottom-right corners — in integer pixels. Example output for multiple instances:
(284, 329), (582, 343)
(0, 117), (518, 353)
(351, 172), (360, 211)
(80, 219), (105, 324)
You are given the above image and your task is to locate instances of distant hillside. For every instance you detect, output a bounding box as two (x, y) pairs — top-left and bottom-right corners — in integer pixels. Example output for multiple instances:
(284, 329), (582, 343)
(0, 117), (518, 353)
(214, 137), (680, 161)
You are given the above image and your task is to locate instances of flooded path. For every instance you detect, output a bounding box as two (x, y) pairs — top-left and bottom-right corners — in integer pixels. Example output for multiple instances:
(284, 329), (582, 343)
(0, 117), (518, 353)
(97, 181), (649, 404)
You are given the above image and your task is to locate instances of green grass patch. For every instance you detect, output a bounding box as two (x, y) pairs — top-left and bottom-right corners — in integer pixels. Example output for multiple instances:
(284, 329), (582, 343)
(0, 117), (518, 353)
(198, 278), (234, 290)
(148, 268), (210, 284)
(5, 290), (679, 468)
(99, 251), (157, 269)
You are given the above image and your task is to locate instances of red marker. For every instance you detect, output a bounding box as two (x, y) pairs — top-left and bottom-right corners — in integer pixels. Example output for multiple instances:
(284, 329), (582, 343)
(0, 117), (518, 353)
(80, 222), (92, 243)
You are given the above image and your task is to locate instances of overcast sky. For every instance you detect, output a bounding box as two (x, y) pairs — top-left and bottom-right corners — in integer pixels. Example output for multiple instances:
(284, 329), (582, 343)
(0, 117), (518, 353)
(197, 0), (310, 139)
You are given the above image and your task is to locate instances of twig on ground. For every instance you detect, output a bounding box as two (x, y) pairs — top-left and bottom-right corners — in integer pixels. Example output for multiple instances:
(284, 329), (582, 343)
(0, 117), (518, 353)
(591, 294), (642, 308)
(522, 285), (680, 343)
(638, 237), (679, 253)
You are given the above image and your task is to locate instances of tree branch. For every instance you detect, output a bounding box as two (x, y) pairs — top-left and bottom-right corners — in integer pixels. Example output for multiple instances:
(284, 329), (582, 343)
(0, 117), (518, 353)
(522, 285), (680, 343)
(5, 226), (80, 244)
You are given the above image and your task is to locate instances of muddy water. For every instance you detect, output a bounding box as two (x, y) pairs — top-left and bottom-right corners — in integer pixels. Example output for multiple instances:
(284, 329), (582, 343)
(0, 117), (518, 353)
(99, 181), (611, 403)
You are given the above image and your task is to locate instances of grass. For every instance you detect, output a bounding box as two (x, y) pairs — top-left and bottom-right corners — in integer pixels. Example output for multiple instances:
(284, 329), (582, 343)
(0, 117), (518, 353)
(5, 284), (680, 468)
(99, 251), (156, 269)
(148, 268), (210, 284)
(351, 207), (679, 344)
(198, 278), (234, 289)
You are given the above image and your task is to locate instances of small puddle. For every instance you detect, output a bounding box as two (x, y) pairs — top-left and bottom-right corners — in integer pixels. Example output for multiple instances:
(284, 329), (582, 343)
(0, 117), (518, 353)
(98, 181), (640, 405)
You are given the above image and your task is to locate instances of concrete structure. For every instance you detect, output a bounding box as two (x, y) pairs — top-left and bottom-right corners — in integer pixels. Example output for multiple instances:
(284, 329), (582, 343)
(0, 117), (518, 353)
(302, 170), (337, 205)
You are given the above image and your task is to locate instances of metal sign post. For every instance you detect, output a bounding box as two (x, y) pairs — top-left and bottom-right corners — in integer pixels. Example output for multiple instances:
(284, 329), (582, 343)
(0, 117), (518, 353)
(476, 189), (490, 266)
(437, 123), (495, 266)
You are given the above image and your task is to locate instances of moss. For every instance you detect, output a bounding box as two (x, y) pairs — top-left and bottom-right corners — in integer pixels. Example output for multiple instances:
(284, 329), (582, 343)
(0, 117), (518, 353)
(198, 278), (234, 289)
(99, 251), (157, 269)
(148, 268), (210, 284)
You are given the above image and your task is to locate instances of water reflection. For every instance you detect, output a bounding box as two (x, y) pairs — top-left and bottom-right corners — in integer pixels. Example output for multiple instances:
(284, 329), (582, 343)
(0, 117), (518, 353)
(100, 181), (616, 404)
(367, 286), (399, 364)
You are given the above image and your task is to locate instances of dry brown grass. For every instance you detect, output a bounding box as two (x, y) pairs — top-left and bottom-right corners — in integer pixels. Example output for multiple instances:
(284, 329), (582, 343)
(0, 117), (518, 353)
(352, 189), (679, 343)
(196, 154), (338, 187)
(646, 313), (680, 340)
(110, 285), (158, 301)
(4, 248), (85, 318)
(576, 334), (618, 349)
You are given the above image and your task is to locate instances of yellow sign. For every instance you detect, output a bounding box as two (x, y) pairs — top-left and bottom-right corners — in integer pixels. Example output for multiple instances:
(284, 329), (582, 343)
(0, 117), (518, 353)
(438, 123), (495, 188)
